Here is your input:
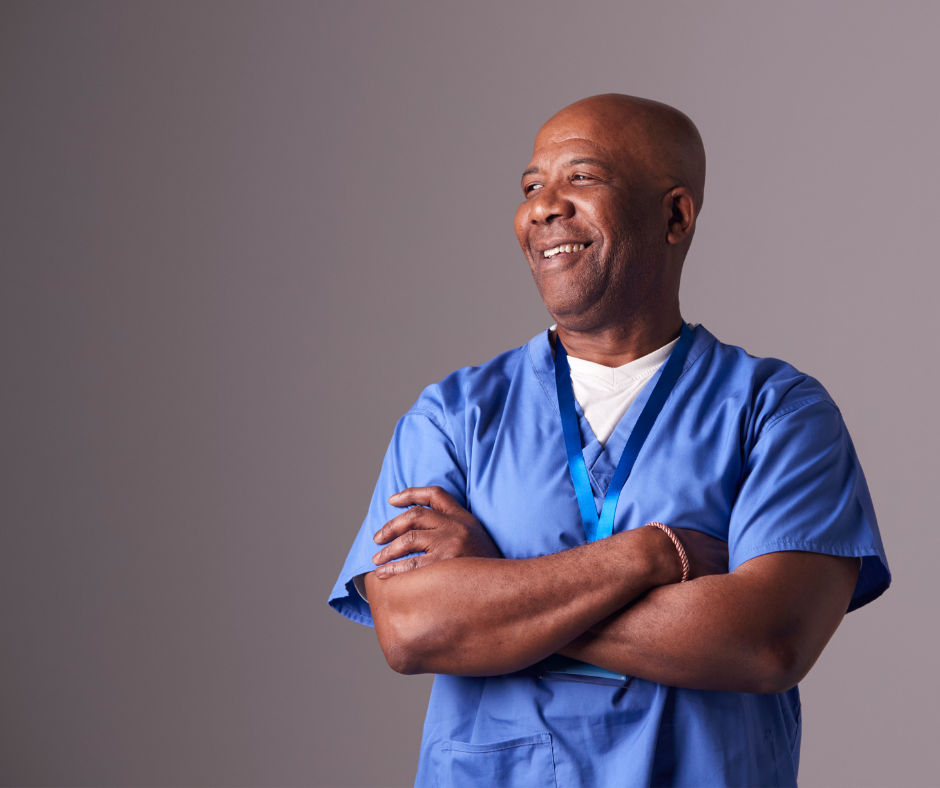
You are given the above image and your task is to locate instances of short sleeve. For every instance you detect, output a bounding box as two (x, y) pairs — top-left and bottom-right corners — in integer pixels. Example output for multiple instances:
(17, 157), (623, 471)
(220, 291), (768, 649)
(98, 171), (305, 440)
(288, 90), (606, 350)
(728, 397), (890, 612)
(328, 400), (467, 627)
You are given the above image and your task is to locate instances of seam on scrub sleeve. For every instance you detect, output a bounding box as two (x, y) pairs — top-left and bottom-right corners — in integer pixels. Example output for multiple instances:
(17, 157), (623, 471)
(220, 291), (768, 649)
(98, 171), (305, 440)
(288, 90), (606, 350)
(734, 538), (880, 567)
(404, 405), (450, 435)
(732, 538), (888, 612)
(332, 605), (375, 628)
(757, 395), (831, 439)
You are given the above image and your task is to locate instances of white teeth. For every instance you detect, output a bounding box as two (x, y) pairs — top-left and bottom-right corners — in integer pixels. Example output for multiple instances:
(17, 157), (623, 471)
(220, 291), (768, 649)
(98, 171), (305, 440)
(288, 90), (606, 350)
(542, 243), (586, 258)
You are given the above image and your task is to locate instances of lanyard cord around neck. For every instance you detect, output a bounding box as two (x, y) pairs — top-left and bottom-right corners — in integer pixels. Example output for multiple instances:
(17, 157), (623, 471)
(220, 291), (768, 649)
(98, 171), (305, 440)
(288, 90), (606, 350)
(553, 322), (694, 543)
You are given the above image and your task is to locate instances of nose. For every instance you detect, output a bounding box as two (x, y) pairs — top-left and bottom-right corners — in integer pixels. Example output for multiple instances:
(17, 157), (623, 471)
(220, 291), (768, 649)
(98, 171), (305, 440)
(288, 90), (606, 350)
(529, 183), (575, 225)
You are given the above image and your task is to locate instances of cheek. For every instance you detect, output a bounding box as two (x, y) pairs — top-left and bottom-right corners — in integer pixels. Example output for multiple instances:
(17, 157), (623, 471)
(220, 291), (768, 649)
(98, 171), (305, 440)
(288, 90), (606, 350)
(513, 204), (529, 247)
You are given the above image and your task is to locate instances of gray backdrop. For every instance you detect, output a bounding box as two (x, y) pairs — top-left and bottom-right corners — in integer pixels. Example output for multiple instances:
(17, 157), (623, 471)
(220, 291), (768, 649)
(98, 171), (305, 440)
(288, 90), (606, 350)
(2, 1), (937, 786)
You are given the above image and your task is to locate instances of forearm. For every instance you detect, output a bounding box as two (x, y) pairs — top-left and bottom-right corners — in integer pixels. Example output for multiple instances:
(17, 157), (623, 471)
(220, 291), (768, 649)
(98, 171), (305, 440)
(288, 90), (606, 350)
(367, 527), (679, 676)
(560, 574), (771, 692)
(559, 552), (859, 693)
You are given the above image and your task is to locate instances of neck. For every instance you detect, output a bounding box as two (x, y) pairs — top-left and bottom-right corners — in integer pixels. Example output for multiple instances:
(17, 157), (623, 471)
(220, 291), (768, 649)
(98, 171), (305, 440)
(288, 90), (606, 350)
(554, 309), (684, 367)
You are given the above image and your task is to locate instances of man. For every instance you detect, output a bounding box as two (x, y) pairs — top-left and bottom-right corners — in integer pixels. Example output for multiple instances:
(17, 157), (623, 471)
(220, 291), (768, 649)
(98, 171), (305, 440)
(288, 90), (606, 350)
(329, 94), (890, 787)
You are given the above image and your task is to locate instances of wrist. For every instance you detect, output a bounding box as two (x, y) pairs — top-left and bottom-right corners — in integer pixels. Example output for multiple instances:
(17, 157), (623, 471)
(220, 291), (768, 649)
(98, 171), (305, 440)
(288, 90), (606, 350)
(638, 524), (686, 587)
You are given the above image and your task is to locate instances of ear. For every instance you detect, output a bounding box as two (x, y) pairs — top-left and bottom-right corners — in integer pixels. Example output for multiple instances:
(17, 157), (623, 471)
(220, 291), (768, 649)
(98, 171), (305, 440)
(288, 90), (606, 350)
(663, 186), (697, 245)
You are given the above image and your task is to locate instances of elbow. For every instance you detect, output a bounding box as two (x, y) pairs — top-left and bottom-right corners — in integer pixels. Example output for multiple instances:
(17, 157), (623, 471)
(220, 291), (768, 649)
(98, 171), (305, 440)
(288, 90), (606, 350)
(751, 641), (806, 695)
(376, 609), (440, 675)
(369, 574), (465, 675)
(383, 640), (423, 676)
(382, 637), (427, 676)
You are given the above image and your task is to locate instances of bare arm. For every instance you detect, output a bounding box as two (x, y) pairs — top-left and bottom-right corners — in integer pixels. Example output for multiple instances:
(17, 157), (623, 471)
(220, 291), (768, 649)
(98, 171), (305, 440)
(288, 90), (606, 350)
(363, 488), (688, 676)
(560, 550), (859, 694)
(368, 487), (858, 693)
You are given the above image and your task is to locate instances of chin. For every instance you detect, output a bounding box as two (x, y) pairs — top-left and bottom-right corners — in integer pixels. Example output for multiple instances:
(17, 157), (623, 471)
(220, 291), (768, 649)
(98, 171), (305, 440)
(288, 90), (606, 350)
(544, 302), (607, 333)
(537, 282), (606, 330)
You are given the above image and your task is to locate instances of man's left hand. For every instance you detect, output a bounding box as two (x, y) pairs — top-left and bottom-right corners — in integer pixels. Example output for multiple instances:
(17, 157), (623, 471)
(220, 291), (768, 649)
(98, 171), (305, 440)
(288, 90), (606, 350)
(372, 486), (502, 578)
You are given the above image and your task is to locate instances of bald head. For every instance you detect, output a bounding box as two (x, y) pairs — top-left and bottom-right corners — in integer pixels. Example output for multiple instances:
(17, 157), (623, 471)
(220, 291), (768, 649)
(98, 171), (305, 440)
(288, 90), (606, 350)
(537, 94), (706, 211)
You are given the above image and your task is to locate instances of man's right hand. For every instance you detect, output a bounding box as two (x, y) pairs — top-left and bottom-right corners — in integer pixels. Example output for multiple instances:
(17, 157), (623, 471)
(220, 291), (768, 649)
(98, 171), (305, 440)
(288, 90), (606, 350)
(371, 486), (502, 578)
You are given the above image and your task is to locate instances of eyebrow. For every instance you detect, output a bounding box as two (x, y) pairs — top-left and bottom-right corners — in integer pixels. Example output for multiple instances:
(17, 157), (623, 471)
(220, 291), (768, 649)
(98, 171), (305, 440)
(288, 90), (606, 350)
(521, 165), (540, 181)
(521, 157), (615, 184)
(567, 157), (614, 171)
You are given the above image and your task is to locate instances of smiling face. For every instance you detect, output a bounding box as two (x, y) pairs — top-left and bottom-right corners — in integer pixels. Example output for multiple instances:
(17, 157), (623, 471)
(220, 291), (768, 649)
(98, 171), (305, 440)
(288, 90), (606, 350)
(514, 95), (704, 335)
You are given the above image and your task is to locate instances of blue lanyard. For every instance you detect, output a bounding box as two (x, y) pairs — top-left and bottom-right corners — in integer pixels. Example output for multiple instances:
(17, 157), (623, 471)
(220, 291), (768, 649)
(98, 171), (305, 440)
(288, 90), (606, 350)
(554, 322), (693, 543)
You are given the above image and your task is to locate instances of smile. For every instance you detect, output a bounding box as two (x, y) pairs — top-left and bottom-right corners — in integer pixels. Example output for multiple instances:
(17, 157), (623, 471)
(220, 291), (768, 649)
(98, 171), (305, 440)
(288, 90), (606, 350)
(543, 242), (590, 258)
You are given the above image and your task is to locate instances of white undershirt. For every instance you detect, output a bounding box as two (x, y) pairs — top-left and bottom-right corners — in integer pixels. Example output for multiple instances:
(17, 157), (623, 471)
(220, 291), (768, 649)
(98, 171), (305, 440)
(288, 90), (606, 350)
(564, 333), (679, 447)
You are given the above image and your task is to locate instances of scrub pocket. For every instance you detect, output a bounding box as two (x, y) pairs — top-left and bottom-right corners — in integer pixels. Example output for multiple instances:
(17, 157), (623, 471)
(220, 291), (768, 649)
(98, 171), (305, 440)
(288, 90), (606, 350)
(435, 733), (557, 787)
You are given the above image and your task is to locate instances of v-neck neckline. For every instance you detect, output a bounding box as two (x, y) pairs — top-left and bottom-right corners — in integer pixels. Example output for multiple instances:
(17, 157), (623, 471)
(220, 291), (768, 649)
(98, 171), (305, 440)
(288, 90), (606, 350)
(528, 323), (714, 498)
(579, 362), (666, 495)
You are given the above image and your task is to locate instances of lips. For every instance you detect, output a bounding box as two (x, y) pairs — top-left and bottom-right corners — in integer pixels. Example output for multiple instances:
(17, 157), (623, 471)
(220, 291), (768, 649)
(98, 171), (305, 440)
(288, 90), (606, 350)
(542, 241), (592, 258)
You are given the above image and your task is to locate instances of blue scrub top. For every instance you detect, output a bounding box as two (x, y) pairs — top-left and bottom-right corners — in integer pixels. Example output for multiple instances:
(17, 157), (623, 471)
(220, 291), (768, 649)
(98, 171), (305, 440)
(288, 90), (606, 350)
(329, 324), (890, 788)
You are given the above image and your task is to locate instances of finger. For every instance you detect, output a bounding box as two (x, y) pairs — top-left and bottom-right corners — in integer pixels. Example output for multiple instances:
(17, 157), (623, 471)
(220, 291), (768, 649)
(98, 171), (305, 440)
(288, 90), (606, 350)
(373, 528), (438, 565)
(374, 554), (436, 579)
(389, 486), (463, 514)
(374, 506), (451, 544)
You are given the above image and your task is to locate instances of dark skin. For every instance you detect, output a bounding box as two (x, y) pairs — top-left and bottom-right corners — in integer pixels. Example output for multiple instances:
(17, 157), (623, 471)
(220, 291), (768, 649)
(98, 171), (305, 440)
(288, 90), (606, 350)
(362, 95), (859, 692)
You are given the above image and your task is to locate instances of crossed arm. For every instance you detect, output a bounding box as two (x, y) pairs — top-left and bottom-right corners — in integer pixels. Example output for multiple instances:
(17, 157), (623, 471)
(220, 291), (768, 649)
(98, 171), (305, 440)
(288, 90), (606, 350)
(364, 487), (859, 694)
